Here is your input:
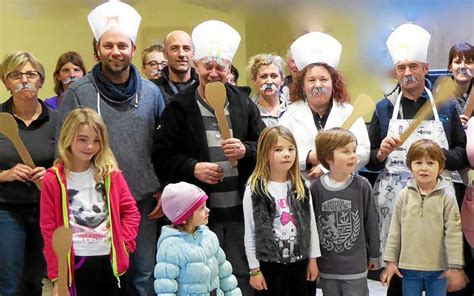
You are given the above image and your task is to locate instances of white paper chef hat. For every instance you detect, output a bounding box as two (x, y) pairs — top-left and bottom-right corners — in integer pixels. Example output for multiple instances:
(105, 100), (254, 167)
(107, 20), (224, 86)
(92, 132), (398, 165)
(192, 20), (241, 62)
(290, 32), (342, 70)
(88, 0), (141, 44)
(386, 23), (431, 65)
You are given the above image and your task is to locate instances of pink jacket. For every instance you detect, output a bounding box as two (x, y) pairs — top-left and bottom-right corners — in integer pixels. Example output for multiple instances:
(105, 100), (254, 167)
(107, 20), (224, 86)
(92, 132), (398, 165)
(462, 118), (474, 247)
(40, 163), (140, 286)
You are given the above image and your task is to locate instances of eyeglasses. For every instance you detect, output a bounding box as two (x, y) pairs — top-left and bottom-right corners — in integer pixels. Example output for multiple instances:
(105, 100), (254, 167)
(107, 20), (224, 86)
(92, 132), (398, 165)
(7, 71), (41, 81)
(144, 60), (167, 68)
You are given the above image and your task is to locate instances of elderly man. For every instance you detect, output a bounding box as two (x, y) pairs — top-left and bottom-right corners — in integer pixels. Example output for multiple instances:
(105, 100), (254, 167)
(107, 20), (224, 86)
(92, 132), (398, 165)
(151, 30), (198, 104)
(367, 24), (468, 296)
(57, 2), (165, 295)
(153, 20), (265, 295)
(141, 43), (167, 80)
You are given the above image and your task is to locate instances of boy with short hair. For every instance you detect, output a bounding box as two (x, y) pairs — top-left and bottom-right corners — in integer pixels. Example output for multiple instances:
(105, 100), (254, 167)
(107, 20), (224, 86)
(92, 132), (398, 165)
(311, 127), (380, 296)
(381, 139), (467, 295)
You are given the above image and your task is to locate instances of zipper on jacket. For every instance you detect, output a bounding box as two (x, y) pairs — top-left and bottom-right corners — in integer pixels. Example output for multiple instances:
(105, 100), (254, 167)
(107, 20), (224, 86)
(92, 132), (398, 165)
(103, 176), (122, 287)
(420, 195), (425, 217)
(53, 166), (73, 287)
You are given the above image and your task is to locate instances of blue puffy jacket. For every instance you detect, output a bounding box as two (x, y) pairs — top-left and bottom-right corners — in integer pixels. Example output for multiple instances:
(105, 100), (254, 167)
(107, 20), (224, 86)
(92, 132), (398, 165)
(154, 225), (241, 296)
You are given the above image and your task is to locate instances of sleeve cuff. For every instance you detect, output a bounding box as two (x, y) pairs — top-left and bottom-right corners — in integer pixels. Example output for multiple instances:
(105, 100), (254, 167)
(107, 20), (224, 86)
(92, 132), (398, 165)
(448, 264), (464, 269)
(369, 257), (381, 269)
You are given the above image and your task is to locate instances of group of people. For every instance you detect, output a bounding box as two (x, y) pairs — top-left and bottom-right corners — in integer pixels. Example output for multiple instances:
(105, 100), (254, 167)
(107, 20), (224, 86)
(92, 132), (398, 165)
(0, 1), (473, 296)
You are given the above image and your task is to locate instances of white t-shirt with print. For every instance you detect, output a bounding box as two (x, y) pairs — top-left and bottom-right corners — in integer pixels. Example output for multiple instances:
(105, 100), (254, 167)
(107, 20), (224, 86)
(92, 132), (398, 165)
(67, 166), (111, 256)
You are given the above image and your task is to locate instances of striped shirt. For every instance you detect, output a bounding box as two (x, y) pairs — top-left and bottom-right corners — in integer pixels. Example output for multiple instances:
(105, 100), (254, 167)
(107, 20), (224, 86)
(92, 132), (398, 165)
(196, 91), (241, 209)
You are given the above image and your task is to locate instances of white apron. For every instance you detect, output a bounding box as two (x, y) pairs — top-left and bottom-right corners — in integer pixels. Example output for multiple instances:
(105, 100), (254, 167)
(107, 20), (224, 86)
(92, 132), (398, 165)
(374, 88), (453, 262)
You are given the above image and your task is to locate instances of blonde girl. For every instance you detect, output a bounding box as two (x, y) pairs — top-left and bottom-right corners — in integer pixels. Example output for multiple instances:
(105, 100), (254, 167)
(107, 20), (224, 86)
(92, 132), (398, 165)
(243, 126), (320, 296)
(40, 108), (140, 296)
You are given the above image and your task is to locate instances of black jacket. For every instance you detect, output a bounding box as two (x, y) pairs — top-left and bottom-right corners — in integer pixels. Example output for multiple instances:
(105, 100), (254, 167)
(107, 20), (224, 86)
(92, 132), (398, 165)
(153, 82), (265, 197)
(151, 66), (198, 104)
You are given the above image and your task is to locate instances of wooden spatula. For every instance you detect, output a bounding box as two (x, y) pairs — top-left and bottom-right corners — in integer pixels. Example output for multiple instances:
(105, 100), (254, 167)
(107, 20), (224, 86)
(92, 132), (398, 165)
(205, 82), (237, 167)
(0, 113), (40, 189)
(52, 226), (73, 296)
(399, 77), (456, 144)
(463, 88), (474, 118)
(341, 93), (375, 129)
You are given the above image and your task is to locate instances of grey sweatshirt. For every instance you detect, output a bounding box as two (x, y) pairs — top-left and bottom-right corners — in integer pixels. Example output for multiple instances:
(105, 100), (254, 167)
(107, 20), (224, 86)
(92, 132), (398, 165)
(310, 174), (381, 279)
(58, 65), (165, 201)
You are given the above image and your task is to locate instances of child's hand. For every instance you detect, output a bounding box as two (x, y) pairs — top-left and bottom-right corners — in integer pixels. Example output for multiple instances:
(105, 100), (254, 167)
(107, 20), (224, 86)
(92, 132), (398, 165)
(52, 281), (58, 296)
(368, 262), (377, 270)
(443, 268), (469, 292)
(380, 262), (402, 286)
(249, 269), (267, 291)
(52, 280), (70, 296)
(306, 258), (318, 281)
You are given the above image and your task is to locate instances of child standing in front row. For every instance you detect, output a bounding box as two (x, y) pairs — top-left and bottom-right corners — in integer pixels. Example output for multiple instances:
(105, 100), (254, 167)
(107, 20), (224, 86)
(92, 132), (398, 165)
(154, 181), (241, 296)
(243, 126), (320, 296)
(311, 127), (380, 296)
(381, 139), (467, 295)
(40, 108), (140, 296)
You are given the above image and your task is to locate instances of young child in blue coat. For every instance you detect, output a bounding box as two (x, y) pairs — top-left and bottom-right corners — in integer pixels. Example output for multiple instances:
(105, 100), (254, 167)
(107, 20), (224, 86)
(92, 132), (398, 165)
(154, 182), (241, 296)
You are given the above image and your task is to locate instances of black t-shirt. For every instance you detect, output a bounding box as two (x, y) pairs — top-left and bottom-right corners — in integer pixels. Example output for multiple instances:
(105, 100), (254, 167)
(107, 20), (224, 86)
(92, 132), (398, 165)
(311, 99), (333, 131)
(0, 98), (57, 207)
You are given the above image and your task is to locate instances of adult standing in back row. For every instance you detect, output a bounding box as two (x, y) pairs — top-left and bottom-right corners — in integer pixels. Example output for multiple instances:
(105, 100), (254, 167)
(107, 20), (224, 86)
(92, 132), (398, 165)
(367, 23), (468, 296)
(153, 20), (265, 295)
(57, 2), (165, 295)
(280, 32), (370, 181)
(151, 30), (198, 104)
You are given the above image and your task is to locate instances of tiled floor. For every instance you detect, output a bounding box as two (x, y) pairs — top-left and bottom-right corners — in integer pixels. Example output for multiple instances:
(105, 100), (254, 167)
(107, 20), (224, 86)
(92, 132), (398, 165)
(315, 279), (388, 295)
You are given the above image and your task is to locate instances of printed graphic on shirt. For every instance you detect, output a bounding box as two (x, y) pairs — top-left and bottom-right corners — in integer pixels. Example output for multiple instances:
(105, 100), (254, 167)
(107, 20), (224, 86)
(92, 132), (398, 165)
(273, 196), (297, 259)
(317, 198), (360, 253)
(69, 188), (107, 228)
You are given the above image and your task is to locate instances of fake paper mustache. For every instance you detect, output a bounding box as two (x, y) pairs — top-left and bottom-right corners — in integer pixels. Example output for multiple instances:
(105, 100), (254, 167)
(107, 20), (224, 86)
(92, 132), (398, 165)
(13, 82), (36, 93)
(311, 86), (329, 96)
(456, 67), (473, 77)
(259, 83), (279, 92)
(401, 75), (418, 86)
(151, 69), (162, 77)
(62, 77), (78, 85)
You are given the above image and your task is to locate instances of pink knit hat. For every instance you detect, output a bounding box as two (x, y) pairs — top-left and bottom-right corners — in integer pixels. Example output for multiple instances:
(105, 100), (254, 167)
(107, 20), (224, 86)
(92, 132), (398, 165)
(161, 182), (208, 225)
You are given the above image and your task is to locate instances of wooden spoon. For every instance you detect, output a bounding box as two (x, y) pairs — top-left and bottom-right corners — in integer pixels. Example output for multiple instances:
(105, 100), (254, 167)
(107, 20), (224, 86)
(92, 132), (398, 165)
(205, 82), (237, 167)
(463, 88), (474, 118)
(399, 77), (456, 144)
(0, 113), (40, 189)
(52, 226), (73, 296)
(341, 93), (374, 129)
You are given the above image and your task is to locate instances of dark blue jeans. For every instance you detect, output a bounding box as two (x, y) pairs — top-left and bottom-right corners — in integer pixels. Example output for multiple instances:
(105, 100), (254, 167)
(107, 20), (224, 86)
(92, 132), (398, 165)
(401, 269), (447, 296)
(127, 198), (158, 296)
(0, 207), (45, 296)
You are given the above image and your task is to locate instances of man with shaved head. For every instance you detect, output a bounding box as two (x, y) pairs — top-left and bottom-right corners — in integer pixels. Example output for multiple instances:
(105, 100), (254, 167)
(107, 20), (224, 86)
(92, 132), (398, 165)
(151, 30), (198, 104)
